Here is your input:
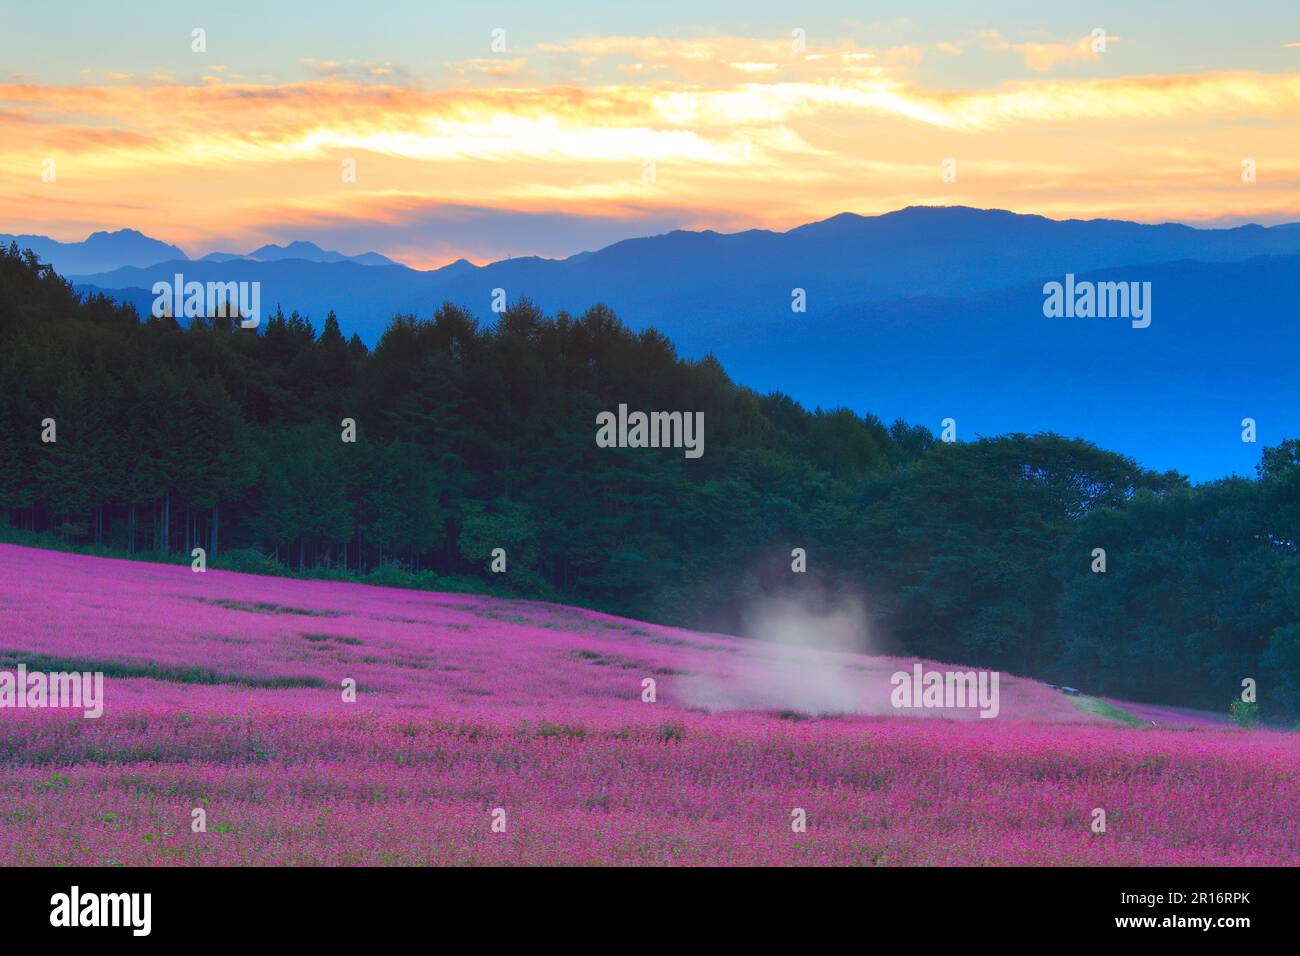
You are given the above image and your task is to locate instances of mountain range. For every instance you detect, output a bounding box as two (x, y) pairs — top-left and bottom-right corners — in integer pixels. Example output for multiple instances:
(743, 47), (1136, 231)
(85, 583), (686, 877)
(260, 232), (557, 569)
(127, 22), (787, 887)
(11, 206), (1300, 480)
(198, 240), (398, 267)
(0, 228), (185, 275)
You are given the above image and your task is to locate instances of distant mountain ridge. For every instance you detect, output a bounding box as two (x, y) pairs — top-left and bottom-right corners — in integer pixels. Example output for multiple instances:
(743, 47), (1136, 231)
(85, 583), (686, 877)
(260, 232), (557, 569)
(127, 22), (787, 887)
(0, 228), (186, 275)
(35, 205), (1300, 479)
(201, 240), (399, 267)
(1, 229), (398, 274)
(60, 205), (1300, 349)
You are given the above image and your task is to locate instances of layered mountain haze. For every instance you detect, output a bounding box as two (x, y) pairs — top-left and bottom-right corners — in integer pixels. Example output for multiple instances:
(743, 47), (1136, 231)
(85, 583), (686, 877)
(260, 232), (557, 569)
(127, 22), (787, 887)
(201, 241), (400, 267)
(50, 205), (1300, 479)
(718, 253), (1300, 479)
(64, 206), (1300, 345)
(2, 230), (399, 275)
(0, 229), (186, 276)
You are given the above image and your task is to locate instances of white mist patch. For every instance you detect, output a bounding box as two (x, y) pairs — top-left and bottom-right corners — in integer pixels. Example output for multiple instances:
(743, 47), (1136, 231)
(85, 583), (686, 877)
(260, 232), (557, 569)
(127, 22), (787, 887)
(680, 595), (893, 715)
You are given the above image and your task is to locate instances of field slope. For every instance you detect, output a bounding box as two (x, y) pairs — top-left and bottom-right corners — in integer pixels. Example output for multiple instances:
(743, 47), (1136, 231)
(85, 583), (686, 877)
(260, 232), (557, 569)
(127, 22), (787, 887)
(0, 544), (1294, 865)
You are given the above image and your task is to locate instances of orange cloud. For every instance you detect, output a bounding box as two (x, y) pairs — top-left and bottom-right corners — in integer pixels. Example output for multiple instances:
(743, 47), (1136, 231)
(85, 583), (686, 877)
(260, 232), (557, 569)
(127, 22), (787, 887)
(939, 30), (1118, 71)
(468, 57), (527, 77)
(0, 43), (1296, 263)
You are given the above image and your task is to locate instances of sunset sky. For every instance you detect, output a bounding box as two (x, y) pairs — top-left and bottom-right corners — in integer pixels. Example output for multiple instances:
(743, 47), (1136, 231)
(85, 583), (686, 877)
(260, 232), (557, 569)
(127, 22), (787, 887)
(2, 0), (1298, 268)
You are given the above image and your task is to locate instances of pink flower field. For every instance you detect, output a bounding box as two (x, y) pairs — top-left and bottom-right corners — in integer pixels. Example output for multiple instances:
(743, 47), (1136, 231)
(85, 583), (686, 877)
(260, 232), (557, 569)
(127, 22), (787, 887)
(0, 543), (1295, 866)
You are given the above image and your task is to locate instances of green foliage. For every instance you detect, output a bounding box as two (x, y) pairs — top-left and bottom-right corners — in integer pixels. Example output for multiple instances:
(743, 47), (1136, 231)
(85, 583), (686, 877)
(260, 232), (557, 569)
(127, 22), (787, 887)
(213, 548), (284, 575)
(1229, 700), (1259, 729)
(1069, 696), (1146, 728)
(360, 563), (420, 589)
(456, 498), (548, 593)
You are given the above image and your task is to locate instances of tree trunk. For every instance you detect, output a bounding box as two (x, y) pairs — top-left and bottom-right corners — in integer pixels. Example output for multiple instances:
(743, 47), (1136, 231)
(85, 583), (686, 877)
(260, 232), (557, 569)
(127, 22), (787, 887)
(210, 503), (219, 558)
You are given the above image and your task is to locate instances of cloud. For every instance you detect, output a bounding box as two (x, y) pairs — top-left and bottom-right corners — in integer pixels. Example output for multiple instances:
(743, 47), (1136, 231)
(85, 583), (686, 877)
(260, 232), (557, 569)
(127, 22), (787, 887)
(937, 29), (1117, 71)
(537, 34), (885, 84)
(1, 43), (1296, 262)
(303, 59), (343, 77)
(301, 59), (407, 82)
(468, 57), (526, 77)
(1013, 34), (1116, 72)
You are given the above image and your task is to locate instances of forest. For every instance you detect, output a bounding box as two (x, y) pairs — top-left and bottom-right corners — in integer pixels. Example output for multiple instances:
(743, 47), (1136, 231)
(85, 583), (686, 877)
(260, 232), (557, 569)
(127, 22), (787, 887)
(1, 241), (1297, 717)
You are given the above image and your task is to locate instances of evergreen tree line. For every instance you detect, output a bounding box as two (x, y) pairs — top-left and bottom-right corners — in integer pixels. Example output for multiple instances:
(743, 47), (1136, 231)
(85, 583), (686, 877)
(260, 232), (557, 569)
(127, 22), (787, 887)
(1, 242), (1296, 716)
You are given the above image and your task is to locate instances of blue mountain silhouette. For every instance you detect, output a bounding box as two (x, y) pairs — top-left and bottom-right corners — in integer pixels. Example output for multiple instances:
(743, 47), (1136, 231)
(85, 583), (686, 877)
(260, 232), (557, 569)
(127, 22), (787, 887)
(1, 228), (185, 275)
(57, 205), (1300, 478)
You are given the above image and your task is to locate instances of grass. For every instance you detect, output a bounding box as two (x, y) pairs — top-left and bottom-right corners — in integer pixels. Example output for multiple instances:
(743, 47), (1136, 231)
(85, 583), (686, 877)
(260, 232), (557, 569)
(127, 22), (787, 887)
(0, 651), (330, 690)
(0, 524), (648, 621)
(193, 598), (342, 618)
(1070, 695), (1147, 728)
(300, 633), (363, 645)
(0, 524), (514, 599)
(520, 720), (588, 740)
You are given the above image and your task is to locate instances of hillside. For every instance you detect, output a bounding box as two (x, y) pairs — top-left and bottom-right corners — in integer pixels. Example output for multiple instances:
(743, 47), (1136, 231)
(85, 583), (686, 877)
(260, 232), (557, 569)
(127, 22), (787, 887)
(6, 234), (1300, 720)
(1, 544), (1293, 866)
(0, 543), (1135, 723)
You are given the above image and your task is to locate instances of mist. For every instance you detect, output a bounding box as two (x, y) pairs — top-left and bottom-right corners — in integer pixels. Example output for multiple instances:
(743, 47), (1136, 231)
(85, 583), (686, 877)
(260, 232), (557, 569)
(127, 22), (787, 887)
(679, 591), (898, 715)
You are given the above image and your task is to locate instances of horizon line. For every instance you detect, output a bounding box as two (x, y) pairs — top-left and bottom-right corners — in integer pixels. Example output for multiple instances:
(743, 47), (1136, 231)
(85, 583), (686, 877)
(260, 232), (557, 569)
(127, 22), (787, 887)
(11, 203), (1300, 274)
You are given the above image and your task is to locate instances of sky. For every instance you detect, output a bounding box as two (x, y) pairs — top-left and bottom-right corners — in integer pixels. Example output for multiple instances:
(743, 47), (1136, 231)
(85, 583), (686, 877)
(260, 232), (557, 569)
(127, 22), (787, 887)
(1, 0), (1298, 267)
